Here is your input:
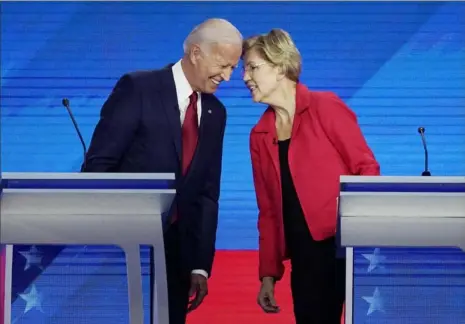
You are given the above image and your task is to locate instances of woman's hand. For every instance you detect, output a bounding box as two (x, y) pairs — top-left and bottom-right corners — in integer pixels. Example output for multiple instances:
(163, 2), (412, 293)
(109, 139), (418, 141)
(257, 277), (280, 313)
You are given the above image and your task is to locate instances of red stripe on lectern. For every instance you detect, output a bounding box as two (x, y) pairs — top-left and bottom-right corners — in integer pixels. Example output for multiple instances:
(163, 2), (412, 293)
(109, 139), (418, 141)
(0, 245), (6, 324)
(187, 251), (345, 324)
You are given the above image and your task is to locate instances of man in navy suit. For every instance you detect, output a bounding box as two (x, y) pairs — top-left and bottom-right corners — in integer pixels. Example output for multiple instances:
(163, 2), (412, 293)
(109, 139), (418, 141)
(82, 18), (243, 324)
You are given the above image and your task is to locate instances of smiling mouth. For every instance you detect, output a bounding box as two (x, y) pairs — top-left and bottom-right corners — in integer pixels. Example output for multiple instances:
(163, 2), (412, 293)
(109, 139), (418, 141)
(211, 79), (221, 85)
(248, 85), (257, 93)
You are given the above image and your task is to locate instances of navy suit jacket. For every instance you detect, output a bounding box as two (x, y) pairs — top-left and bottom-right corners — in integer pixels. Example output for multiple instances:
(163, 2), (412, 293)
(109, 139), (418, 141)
(82, 65), (226, 275)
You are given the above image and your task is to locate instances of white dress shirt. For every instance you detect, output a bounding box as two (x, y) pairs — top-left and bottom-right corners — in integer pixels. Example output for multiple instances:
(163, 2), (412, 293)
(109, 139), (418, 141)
(172, 60), (202, 126)
(172, 60), (208, 279)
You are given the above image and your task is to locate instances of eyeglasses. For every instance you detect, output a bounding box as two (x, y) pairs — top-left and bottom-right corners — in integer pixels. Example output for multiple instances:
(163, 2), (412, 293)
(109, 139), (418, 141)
(241, 62), (267, 75)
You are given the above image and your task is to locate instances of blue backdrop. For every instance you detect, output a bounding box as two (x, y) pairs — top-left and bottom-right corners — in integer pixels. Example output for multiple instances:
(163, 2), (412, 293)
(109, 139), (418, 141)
(1, 1), (464, 323)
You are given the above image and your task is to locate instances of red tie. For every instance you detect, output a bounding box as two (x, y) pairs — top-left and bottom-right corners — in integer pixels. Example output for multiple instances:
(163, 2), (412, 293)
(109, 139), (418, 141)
(171, 92), (198, 224)
(182, 92), (199, 175)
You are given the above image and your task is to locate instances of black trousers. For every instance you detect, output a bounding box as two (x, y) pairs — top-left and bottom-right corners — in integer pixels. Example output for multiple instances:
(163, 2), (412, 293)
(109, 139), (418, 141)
(150, 225), (190, 324)
(288, 234), (346, 324)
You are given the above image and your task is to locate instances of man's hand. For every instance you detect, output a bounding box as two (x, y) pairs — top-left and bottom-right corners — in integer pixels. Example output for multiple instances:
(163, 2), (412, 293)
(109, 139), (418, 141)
(257, 277), (280, 313)
(187, 273), (208, 313)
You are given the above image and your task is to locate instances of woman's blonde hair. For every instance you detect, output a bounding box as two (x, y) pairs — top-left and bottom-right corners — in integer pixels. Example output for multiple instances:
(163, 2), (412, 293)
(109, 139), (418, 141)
(242, 28), (301, 82)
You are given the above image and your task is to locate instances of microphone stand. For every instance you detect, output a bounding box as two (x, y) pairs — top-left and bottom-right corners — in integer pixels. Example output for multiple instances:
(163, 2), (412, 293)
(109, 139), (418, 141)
(62, 98), (87, 170)
(418, 127), (431, 176)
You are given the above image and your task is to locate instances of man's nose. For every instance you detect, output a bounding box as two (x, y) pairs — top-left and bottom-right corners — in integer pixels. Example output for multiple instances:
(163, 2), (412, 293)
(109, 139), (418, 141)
(222, 69), (232, 82)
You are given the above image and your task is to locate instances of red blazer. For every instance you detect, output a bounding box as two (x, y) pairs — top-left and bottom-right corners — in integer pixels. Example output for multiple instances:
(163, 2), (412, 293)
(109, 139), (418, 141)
(250, 83), (380, 280)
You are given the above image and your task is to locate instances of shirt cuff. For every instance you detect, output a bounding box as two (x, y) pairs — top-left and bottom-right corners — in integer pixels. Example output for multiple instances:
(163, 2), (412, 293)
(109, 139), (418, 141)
(191, 269), (208, 278)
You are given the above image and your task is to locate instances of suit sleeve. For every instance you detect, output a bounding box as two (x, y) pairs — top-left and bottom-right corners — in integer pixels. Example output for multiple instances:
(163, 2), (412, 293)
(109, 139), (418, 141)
(250, 133), (285, 281)
(317, 93), (381, 176)
(192, 110), (226, 276)
(82, 74), (141, 172)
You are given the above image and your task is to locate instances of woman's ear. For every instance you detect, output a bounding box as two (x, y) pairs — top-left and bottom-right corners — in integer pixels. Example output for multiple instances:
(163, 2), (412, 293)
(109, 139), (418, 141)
(276, 65), (286, 81)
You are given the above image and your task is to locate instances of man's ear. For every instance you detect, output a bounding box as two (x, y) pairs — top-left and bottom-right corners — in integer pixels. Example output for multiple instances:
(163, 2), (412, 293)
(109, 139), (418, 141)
(189, 44), (202, 65)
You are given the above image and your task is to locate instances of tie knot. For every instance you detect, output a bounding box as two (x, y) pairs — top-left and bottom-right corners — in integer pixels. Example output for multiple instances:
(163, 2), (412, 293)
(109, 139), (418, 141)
(189, 91), (198, 103)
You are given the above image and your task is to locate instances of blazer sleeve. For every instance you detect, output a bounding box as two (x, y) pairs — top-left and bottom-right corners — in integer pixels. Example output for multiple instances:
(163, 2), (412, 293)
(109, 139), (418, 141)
(192, 109), (226, 276)
(316, 92), (381, 176)
(82, 74), (141, 172)
(250, 133), (285, 281)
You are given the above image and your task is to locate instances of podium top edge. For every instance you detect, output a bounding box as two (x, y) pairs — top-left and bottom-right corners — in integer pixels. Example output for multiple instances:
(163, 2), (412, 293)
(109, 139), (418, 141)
(1, 172), (175, 180)
(340, 176), (465, 184)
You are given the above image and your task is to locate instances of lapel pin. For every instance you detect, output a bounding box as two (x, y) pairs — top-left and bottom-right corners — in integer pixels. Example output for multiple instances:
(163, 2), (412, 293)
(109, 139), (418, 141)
(208, 109), (212, 114)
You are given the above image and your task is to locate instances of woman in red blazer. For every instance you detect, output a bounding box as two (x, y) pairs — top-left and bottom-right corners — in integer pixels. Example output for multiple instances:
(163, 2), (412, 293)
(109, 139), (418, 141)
(242, 29), (380, 323)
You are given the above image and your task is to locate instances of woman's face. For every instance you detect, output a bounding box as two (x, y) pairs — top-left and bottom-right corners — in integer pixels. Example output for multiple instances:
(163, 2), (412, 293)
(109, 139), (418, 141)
(242, 50), (282, 104)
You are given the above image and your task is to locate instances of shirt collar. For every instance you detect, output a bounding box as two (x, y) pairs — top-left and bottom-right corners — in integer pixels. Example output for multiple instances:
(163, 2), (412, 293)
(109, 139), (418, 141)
(172, 60), (196, 104)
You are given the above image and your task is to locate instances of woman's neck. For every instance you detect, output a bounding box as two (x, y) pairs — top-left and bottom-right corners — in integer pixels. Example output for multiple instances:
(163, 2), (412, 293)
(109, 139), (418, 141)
(270, 82), (297, 123)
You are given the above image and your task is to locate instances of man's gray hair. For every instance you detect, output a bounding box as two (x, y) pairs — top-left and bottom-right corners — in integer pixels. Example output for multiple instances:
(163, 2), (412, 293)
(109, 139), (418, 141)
(183, 18), (243, 53)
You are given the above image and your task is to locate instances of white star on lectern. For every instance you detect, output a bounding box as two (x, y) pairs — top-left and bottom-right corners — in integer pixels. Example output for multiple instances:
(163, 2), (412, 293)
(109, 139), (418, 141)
(362, 287), (385, 315)
(18, 285), (44, 314)
(19, 245), (44, 271)
(362, 248), (386, 272)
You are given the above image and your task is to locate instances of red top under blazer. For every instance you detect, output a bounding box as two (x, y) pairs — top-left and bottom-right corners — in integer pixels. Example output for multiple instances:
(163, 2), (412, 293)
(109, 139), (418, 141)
(250, 83), (381, 280)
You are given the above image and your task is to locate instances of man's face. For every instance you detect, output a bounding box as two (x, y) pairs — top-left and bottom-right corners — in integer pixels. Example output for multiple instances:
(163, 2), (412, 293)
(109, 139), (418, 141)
(190, 43), (242, 94)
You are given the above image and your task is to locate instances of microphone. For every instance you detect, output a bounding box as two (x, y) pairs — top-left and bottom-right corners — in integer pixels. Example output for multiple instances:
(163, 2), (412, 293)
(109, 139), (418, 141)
(62, 98), (87, 170)
(417, 127), (431, 176)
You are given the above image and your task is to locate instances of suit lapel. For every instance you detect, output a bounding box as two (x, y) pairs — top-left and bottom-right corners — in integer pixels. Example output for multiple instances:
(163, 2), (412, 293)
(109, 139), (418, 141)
(292, 113), (302, 138)
(292, 83), (311, 139)
(264, 132), (281, 188)
(257, 110), (281, 188)
(158, 66), (182, 162)
(197, 94), (214, 143)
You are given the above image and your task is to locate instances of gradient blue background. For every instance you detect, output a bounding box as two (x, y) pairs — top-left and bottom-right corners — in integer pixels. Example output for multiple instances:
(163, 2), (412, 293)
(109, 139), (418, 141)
(1, 1), (464, 323)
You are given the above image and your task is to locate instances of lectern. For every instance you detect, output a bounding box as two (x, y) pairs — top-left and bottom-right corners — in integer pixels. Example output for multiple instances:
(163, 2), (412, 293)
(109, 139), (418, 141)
(0, 172), (176, 324)
(338, 176), (465, 324)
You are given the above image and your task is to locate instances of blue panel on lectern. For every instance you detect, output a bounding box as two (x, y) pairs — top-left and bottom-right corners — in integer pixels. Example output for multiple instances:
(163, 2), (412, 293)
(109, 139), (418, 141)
(9, 245), (144, 324)
(353, 247), (465, 323)
(342, 182), (465, 193)
(2, 178), (174, 190)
